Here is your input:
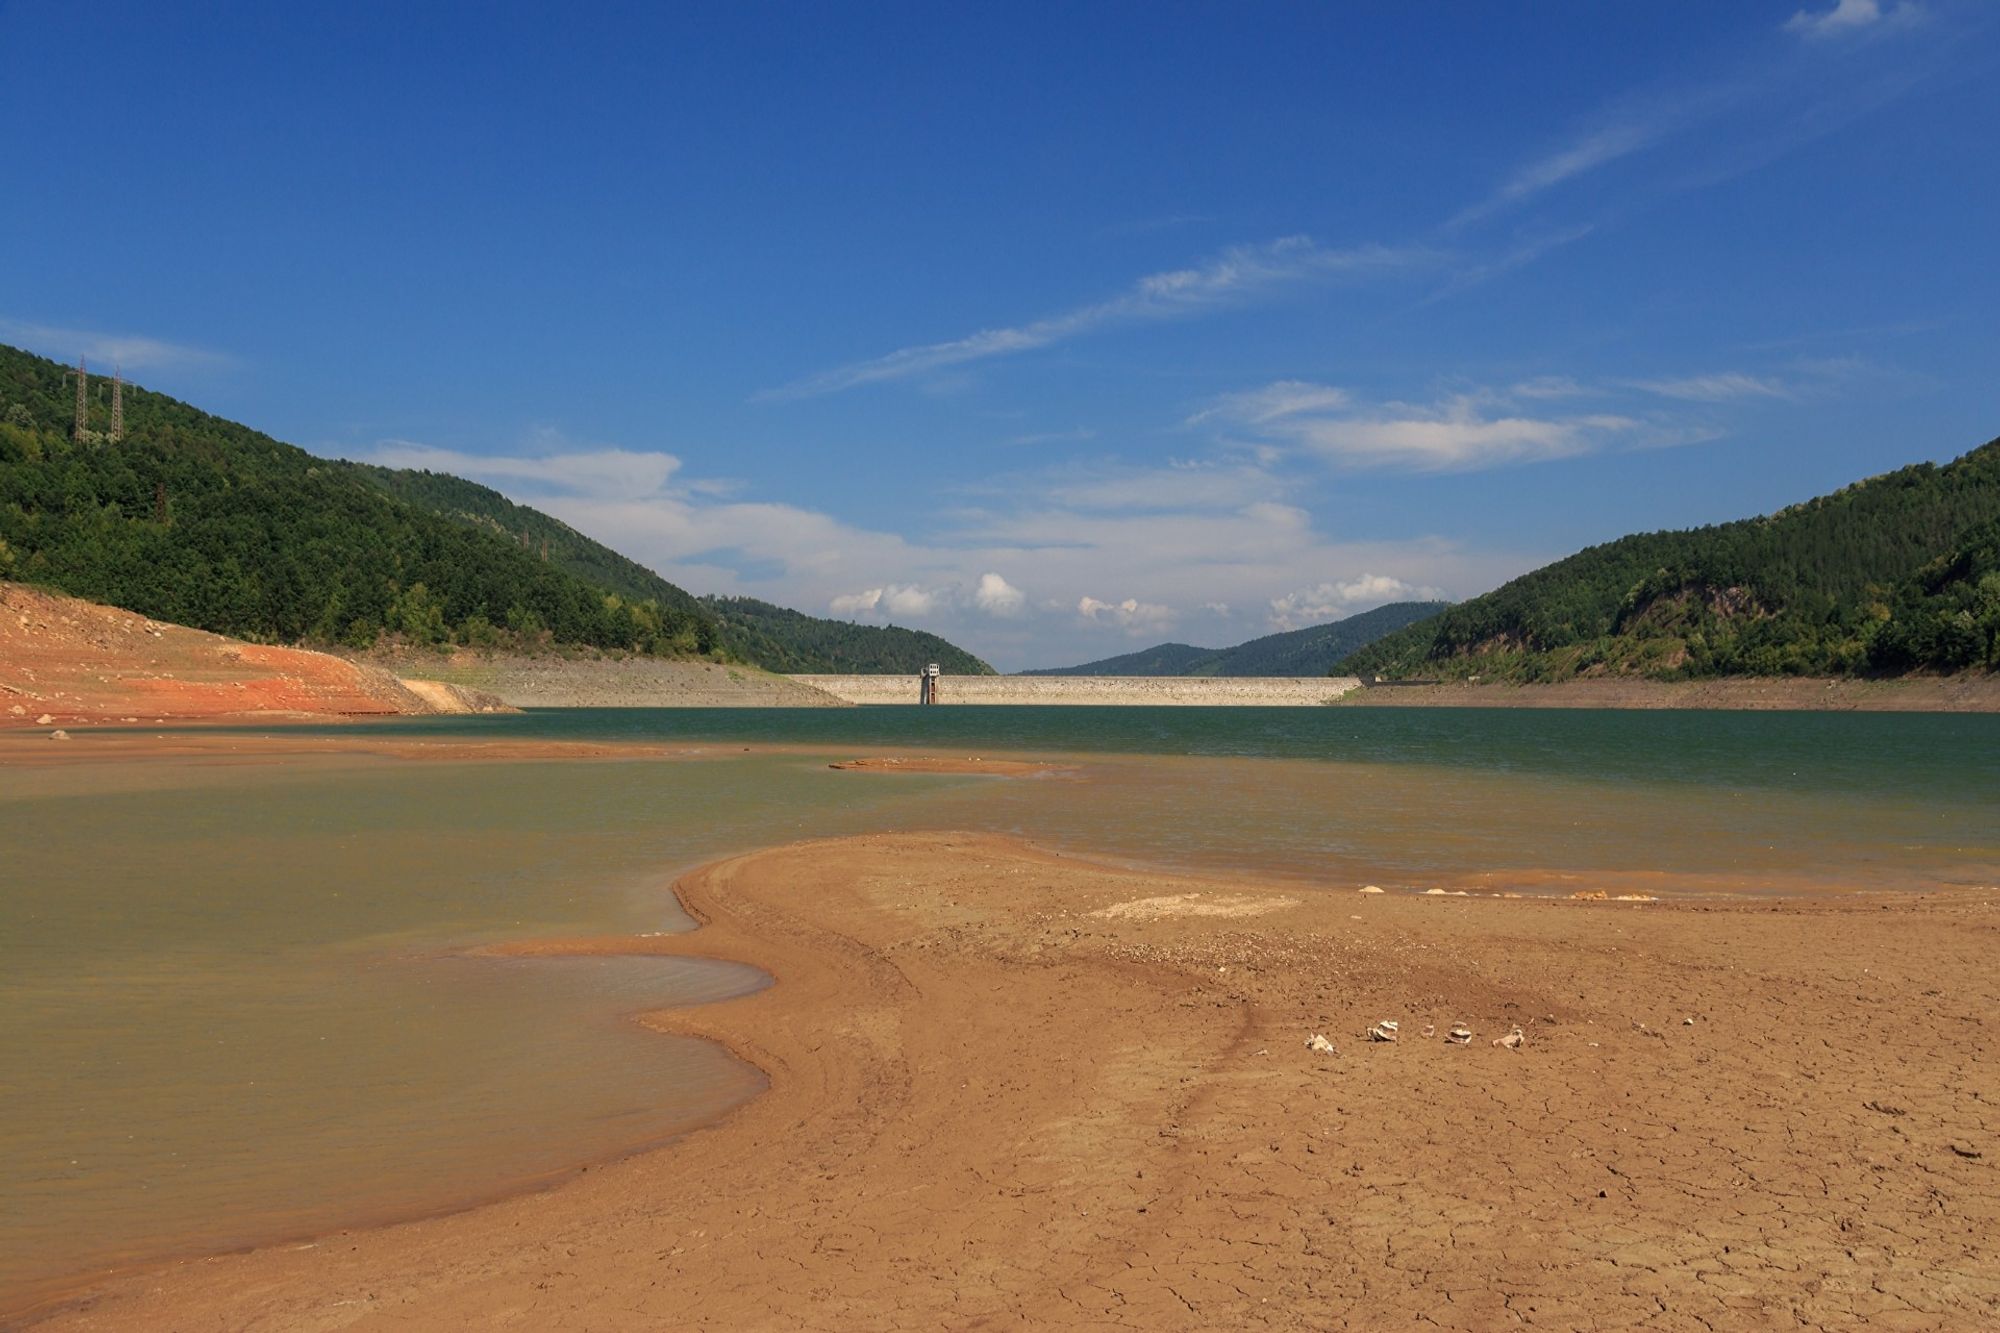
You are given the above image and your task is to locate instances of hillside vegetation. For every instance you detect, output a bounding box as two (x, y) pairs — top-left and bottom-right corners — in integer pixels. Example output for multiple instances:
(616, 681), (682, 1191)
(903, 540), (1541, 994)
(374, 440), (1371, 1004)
(702, 595), (997, 675)
(355, 469), (996, 673)
(1025, 602), (1447, 677)
(0, 344), (718, 656)
(0, 343), (996, 674)
(1341, 439), (2000, 682)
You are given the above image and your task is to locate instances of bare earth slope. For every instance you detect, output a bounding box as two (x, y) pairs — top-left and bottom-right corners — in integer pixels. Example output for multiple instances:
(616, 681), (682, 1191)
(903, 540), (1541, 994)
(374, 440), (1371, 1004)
(38, 832), (1998, 1331)
(0, 582), (506, 727)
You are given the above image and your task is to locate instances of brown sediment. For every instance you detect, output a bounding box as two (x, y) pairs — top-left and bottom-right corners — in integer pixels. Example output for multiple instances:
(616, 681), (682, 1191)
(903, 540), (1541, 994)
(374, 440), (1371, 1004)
(0, 731), (724, 766)
(27, 832), (2000, 1331)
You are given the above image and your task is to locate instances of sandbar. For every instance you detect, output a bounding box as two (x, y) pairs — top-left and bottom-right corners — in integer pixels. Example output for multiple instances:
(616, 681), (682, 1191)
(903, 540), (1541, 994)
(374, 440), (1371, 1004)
(27, 831), (1998, 1330)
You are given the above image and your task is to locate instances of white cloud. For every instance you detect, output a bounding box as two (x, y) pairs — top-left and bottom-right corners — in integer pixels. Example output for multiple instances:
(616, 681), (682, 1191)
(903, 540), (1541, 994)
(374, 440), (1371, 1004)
(828, 588), (881, 615)
(367, 441), (684, 497)
(1623, 372), (1792, 402)
(883, 585), (937, 616)
(973, 572), (1026, 616)
(763, 237), (1425, 399)
(1031, 459), (1282, 513)
(829, 575), (1023, 621)
(0, 318), (234, 372)
(1077, 596), (1175, 633)
(1786, 0), (1918, 39)
(354, 436), (1546, 670)
(1199, 381), (1635, 472)
(827, 583), (938, 618)
(1188, 380), (1350, 426)
(1267, 575), (1445, 631)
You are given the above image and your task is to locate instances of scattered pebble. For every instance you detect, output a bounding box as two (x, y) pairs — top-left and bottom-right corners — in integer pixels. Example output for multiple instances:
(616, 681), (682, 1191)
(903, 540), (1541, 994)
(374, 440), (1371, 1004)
(1367, 1020), (1399, 1043)
(1305, 1033), (1336, 1055)
(1446, 1024), (1473, 1045)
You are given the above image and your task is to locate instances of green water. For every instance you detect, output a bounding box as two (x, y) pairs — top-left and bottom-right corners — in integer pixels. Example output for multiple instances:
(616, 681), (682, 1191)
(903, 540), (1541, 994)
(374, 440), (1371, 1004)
(3, 707), (1995, 1310)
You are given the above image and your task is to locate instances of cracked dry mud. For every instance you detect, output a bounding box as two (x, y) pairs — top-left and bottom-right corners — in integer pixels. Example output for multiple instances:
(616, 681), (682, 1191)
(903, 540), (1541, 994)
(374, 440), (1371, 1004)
(32, 833), (1999, 1331)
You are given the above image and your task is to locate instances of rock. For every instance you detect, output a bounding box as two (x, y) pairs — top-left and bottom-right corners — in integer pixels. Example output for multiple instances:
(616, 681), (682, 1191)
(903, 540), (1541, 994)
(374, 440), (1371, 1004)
(1305, 1033), (1336, 1055)
(1446, 1024), (1473, 1045)
(1494, 1026), (1525, 1051)
(7, 705), (22, 715)
(1359, 885), (1385, 894)
(36, 714), (53, 725)
(48, 729), (70, 741)
(1367, 1020), (1399, 1043)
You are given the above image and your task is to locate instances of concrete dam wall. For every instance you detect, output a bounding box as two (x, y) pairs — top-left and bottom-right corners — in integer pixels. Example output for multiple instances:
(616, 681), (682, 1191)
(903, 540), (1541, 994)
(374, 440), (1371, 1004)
(790, 675), (1364, 706)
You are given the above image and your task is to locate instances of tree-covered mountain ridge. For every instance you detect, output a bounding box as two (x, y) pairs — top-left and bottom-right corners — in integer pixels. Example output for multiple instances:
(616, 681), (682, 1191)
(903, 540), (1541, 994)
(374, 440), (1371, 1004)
(0, 343), (993, 673)
(1340, 437), (2000, 682)
(1023, 601), (1447, 677)
(354, 468), (997, 673)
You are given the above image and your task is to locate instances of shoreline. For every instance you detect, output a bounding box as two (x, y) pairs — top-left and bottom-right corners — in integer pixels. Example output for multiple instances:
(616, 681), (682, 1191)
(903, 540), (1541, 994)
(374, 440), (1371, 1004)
(26, 831), (1999, 1330)
(1337, 673), (2000, 711)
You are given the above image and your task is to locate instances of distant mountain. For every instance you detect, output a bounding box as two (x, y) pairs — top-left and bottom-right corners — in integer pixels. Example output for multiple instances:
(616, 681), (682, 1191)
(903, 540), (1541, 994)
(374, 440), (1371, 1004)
(702, 595), (998, 675)
(1341, 438), (2000, 682)
(1023, 602), (1449, 677)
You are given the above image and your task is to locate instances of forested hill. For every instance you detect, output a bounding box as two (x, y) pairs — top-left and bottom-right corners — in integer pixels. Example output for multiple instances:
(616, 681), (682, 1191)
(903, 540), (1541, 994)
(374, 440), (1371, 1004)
(349, 465), (712, 626)
(0, 343), (721, 655)
(1341, 438), (2000, 682)
(1024, 601), (1448, 677)
(347, 467), (998, 674)
(701, 596), (998, 674)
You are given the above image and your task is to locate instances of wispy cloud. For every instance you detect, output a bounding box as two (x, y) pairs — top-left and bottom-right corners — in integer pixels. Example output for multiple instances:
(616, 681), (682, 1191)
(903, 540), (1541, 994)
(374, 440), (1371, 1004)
(1622, 371), (1793, 402)
(1451, 127), (1666, 230)
(1188, 380), (1350, 426)
(762, 237), (1427, 400)
(363, 441), (685, 497)
(1196, 381), (1635, 472)
(1449, 1), (1943, 235)
(1786, 0), (1921, 40)
(0, 318), (234, 372)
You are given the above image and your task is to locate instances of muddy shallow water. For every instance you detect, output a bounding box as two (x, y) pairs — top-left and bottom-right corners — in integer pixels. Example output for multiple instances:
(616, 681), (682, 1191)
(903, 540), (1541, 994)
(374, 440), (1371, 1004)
(4, 706), (1994, 1312)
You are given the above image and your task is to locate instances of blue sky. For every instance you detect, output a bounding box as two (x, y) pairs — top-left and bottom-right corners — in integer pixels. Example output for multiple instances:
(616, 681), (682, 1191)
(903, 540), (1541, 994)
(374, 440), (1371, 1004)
(3, 0), (1995, 669)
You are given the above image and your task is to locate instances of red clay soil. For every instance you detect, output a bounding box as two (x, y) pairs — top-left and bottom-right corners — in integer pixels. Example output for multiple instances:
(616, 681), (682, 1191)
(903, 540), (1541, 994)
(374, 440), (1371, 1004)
(0, 582), (463, 728)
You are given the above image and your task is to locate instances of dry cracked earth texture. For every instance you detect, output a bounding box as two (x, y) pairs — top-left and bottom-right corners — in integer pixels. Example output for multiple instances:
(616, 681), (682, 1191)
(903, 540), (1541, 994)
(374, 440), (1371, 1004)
(29, 832), (1999, 1332)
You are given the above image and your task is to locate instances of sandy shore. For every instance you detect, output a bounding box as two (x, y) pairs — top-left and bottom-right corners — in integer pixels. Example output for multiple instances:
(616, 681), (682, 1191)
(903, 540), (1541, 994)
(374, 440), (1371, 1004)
(28, 831), (1998, 1331)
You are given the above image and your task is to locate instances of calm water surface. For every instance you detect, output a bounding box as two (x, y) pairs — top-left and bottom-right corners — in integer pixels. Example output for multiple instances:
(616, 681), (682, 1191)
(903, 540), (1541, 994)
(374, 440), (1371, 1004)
(3, 706), (1995, 1309)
